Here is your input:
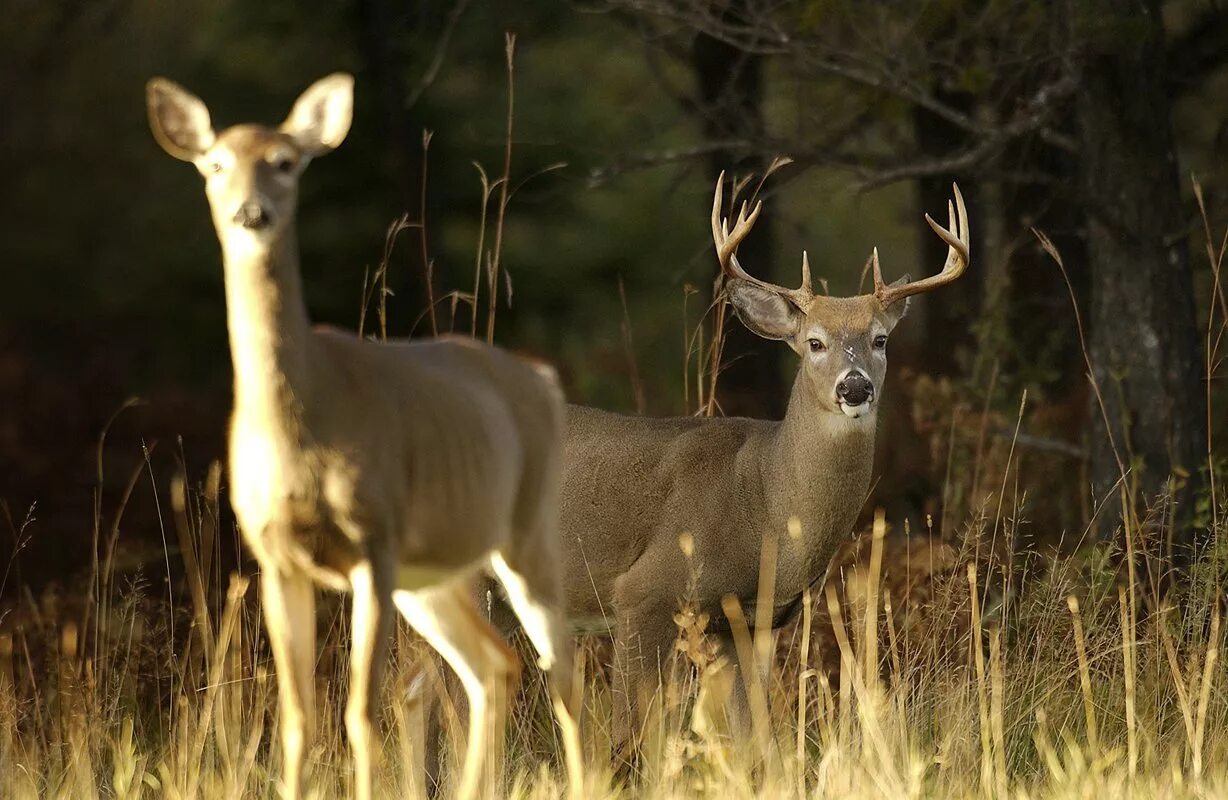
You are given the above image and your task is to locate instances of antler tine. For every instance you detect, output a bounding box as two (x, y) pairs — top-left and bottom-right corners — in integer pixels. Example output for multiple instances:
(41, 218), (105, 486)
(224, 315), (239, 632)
(711, 171), (766, 287)
(711, 171), (814, 307)
(875, 182), (971, 308)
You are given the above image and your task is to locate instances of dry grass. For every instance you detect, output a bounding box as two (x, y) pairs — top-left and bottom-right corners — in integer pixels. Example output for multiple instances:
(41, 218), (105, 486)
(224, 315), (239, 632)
(0, 475), (1226, 799)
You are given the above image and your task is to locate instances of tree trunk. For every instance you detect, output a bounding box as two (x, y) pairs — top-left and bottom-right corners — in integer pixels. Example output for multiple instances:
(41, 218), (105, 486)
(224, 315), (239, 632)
(1073, 0), (1205, 555)
(354, 0), (430, 325)
(883, 88), (985, 531)
(998, 137), (1090, 540)
(692, 26), (783, 419)
(912, 90), (985, 378)
(1000, 141), (1087, 396)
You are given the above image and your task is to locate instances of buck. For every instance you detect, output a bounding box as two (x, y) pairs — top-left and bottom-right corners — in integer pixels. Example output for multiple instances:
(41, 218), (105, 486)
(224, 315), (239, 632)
(554, 174), (970, 753)
(146, 74), (583, 800)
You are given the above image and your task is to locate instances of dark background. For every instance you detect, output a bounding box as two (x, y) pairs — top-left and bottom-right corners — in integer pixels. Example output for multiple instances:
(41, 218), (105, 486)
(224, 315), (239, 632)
(2, 0), (1225, 595)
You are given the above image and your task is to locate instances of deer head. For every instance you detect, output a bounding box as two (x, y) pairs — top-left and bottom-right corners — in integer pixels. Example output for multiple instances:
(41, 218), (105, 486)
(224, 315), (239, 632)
(147, 74), (354, 243)
(712, 173), (969, 419)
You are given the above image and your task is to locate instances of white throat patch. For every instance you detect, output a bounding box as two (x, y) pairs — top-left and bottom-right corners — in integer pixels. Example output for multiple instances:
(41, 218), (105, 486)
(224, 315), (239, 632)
(839, 401), (873, 419)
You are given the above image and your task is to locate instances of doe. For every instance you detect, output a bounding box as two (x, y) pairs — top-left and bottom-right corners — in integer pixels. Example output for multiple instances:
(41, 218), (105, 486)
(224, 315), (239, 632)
(147, 73), (583, 800)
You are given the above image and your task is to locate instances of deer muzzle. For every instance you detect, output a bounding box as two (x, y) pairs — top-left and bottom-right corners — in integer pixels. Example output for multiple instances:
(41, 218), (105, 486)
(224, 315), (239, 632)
(233, 200), (271, 230)
(836, 370), (874, 414)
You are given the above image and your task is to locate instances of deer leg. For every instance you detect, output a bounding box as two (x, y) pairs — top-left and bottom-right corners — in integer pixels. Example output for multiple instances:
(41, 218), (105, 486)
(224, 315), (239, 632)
(418, 654), (449, 798)
(490, 552), (585, 800)
(394, 584), (516, 800)
(260, 567), (316, 800)
(346, 560), (394, 800)
(419, 578), (518, 798)
(712, 630), (752, 741)
(609, 581), (676, 770)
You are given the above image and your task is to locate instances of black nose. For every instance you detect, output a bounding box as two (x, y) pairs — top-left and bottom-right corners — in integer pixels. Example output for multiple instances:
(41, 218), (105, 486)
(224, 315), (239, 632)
(836, 371), (874, 406)
(233, 201), (270, 230)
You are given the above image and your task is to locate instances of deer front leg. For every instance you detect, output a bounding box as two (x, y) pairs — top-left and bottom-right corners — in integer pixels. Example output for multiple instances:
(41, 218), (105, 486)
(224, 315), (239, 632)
(711, 630), (752, 741)
(346, 559), (394, 800)
(260, 567), (316, 800)
(610, 572), (678, 770)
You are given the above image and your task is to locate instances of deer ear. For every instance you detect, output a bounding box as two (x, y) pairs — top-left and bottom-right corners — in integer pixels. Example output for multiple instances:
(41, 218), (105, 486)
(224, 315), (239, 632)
(281, 73), (354, 155)
(726, 280), (803, 343)
(882, 274), (911, 329)
(147, 78), (215, 161)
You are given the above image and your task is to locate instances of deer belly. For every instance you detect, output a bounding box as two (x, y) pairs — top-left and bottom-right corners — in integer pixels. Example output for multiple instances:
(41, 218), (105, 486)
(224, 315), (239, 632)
(395, 559), (486, 591)
(394, 511), (508, 589)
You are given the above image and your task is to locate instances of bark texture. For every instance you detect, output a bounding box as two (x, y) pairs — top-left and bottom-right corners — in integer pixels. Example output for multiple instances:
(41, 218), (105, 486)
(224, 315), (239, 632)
(1073, 0), (1205, 550)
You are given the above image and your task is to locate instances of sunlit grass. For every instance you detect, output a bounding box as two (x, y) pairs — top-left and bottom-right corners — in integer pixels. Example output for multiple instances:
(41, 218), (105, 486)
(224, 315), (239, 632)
(0, 452), (1225, 800)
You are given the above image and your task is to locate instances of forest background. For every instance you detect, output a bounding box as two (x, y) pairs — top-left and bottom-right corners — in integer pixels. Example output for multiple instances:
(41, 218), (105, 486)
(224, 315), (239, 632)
(2, 0), (1226, 594)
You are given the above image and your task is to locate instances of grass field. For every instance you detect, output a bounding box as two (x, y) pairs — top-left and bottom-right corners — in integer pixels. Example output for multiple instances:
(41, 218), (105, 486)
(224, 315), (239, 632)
(0, 459), (1225, 799)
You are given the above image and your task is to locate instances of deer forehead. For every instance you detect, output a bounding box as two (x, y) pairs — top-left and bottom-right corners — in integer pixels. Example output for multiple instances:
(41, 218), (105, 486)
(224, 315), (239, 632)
(210, 125), (299, 161)
(802, 295), (886, 338)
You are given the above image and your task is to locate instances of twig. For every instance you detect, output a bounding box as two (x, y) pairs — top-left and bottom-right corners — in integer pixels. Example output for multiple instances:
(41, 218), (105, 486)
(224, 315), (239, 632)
(418, 130), (438, 336)
(470, 164), (493, 337)
(618, 277), (646, 414)
(359, 215), (412, 341)
(1033, 229), (1129, 493)
(1192, 177), (1227, 534)
(405, 0), (473, 110)
(486, 33), (516, 344)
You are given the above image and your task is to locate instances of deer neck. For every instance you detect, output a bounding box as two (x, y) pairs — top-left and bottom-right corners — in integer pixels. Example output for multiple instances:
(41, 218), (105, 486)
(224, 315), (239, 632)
(761, 369), (877, 566)
(219, 225), (313, 439)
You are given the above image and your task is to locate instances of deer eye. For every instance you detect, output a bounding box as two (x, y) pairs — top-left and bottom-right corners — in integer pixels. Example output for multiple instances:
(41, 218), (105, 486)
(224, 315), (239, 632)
(207, 160), (224, 174)
(808, 338), (826, 353)
(268, 152), (297, 173)
(873, 335), (888, 349)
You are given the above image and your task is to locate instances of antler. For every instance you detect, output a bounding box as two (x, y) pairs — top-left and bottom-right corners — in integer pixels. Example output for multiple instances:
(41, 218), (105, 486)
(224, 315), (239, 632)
(711, 171), (814, 309)
(874, 182), (970, 308)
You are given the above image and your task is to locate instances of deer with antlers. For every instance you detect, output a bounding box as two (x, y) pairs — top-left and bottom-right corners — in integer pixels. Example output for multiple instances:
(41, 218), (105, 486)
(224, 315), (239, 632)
(547, 173), (971, 756)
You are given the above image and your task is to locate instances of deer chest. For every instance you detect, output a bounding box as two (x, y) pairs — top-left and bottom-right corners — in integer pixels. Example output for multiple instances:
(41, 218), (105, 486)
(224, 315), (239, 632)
(228, 426), (362, 584)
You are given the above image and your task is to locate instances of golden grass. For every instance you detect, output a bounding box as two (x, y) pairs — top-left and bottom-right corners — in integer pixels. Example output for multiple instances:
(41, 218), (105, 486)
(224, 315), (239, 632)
(0, 454), (1225, 800)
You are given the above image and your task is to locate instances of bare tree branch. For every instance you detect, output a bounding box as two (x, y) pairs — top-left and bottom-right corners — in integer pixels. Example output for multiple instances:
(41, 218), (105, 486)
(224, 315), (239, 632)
(405, 0), (473, 110)
(851, 72), (1078, 189)
(588, 0), (1078, 194)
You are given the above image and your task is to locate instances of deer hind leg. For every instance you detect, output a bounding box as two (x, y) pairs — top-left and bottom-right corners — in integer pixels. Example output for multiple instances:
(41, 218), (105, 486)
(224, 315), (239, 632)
(490, 552), (585, 800)
(346, 561), (394, 800)
(418, 652), (451, 798)
(260, 568), (316, 800)
(393, 584), (517, 800)
(419, 576), (513, 798)
(710, 630), (753, 742)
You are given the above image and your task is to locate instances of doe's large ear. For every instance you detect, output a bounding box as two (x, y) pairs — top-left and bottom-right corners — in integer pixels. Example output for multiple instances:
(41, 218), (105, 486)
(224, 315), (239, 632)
(147, 78), (215, 161)
(281, 73), (354, 155)
(882, 274), (911, 330)
(726, 279), (803, 343)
